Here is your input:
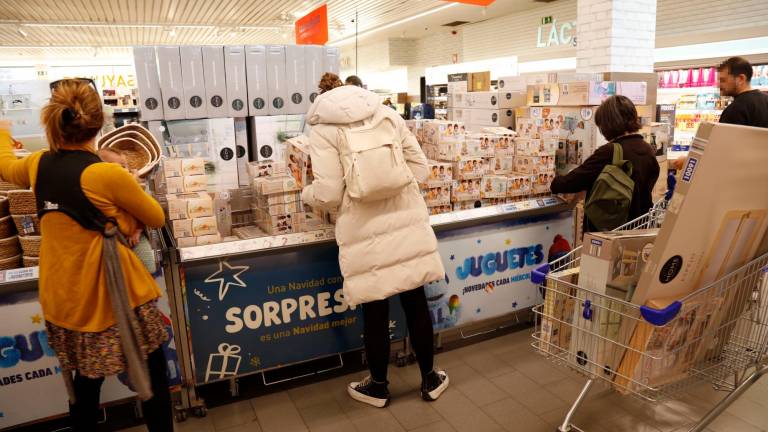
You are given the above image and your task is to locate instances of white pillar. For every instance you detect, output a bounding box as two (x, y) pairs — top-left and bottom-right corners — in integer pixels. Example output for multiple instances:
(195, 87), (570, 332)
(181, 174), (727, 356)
(576, 0), (657, 74)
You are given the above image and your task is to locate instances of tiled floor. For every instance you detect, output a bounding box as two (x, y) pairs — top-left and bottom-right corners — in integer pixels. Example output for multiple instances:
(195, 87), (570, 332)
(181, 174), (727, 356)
(120, 330), (768, 432)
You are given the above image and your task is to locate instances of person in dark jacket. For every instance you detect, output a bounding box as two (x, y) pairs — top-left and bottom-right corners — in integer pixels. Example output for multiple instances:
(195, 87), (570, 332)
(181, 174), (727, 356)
(551, 95), (660, 233)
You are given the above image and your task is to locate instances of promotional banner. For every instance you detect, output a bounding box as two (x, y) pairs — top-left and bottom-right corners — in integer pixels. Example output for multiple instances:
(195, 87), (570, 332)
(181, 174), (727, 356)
(0, 271), (181, 429)
(295, 4), (328, 45)
(183, 242), (407, 384)
(426, 213), (573, 330)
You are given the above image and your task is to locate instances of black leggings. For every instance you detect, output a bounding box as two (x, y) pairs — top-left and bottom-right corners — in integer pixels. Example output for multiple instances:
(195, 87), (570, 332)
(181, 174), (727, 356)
(363, 286), (434, 383)
(69, 348), (173, 432)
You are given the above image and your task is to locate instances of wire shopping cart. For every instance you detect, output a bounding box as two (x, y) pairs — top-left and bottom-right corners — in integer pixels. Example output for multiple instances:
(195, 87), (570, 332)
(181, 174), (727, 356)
(530, 202), (768, 432)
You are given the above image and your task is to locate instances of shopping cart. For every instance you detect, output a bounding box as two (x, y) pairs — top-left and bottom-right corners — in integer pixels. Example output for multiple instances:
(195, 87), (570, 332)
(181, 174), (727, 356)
(531, 202), (768, 432)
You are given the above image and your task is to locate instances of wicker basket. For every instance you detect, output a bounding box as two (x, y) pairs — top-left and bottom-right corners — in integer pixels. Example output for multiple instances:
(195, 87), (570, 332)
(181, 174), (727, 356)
(0, 196), (9, 217)
(22, 256), (39, 268)
(0, 254), (21, 270)
(0, 236), (20, 259)
(19, 235), (41, 257)
(98, 124), (161, 177)
(12, 214), (40, 236)
(0, 215), (15, 238)
(0, 181), (22, 192)
(8, 190), (36, 214)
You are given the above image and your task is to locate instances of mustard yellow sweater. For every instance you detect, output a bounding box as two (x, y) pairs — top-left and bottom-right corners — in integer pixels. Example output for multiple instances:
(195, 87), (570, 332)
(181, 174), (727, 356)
(0, 130), (166, 332)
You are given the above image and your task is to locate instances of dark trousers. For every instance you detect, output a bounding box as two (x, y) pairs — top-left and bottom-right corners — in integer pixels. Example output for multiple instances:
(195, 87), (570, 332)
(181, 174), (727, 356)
(363, 286), (434, 383)
(69, 348), (173, 431)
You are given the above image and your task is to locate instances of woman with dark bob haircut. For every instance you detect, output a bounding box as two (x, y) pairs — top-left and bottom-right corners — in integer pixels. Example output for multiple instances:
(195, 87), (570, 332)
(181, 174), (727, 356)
(550, 95), (660, 233)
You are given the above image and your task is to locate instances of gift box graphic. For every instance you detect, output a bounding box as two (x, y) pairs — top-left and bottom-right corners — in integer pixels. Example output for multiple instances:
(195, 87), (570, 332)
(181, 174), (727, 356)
(204, 343), (243, 382)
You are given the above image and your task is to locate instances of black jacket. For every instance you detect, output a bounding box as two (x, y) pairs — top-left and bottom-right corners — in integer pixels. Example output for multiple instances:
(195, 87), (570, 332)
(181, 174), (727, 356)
(719, 90), (768, 128)
(551, 134), (660, 233)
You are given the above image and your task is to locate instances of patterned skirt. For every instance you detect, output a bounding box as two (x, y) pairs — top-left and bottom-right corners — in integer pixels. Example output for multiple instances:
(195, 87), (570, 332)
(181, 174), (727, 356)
(46, 301), (169, 378)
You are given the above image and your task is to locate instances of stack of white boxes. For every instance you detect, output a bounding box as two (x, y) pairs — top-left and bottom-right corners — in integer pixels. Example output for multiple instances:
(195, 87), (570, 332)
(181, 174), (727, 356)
(162, 158), (222, 247)
(447, 90), (524, 131)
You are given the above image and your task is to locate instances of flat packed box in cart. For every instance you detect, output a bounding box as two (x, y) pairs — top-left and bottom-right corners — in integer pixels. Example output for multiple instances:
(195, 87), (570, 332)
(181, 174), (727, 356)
(615, 122), (768, 393)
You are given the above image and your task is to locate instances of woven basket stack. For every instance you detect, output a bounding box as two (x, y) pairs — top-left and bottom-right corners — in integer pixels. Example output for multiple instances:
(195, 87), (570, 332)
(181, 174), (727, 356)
(0, 192), (20, 270)
(8, 189), (40, 268)
(97, 124), (162, 177)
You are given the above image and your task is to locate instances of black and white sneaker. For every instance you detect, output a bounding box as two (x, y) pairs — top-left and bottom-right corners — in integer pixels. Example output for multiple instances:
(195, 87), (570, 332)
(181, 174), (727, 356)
(421, 370), (449, 401)
(347, 375), (390, 408)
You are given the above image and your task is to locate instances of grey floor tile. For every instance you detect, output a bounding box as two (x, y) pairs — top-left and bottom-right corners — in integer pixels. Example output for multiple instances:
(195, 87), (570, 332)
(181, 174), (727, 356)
(545, 377), (590, 404)
(708, 411), (764, 432)
(481, 398), (552, 432)
(210, 400), (257, 431)
(408, 420), (457, 432)
(217, 420), (264, 432)
(491, 370), (540, 396)
(387, 393), (444, 430)
(288, 377), (347, 409)
(726, 394), (768, 429)
(602, 413), (663, 432)
(461, 351), (515, 379)
(434, 348), (470, 370)
(251, 392), (308, 432)
(508, 386), (567, 416)
(449, 363), (508, 407)
(350, 410), (406, 432)
(174, 415), (216, 432)
(298, 399), (356, 432)
(431, 387), (505, 432)
(509, 355), (568, 386)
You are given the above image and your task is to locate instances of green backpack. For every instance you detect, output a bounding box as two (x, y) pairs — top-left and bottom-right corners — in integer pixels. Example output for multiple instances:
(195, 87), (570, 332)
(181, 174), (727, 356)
(584, 143), (634, 231)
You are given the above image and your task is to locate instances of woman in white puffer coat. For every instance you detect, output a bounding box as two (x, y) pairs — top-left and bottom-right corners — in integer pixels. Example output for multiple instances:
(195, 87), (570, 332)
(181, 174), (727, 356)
(302, 74), (449, 407)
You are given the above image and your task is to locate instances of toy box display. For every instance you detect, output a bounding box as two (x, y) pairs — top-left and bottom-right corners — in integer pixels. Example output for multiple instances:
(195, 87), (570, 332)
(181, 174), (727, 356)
(466, 134), (498, 158)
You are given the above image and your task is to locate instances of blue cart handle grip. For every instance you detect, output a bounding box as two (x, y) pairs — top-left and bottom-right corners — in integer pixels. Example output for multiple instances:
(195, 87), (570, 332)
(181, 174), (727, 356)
(531, 264), (550, 285)
(640, 301), (682, 326)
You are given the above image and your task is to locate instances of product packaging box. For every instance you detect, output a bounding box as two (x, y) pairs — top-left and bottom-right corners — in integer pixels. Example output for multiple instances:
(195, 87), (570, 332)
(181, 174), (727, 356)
(234, 118), (250, 187)
(447, 92), (470, 108)
(156, 46), (185, 120)
(254, 191), (302, 206)
(428, 205), (453, 216)
(508, 175), (534, 197)
(166, 192), (214, 220)
(453, 157), (484, 179)
(253, 208), (297, 235)
(493, 133), (515, 156)
(132, 46), (164, 121)
(224, 46), (248, 118)
(405, 120), (425, 143)
(453, 199), (482, 211)
(447, 73), (468, 94)
(539, 267), (579, 354)
(245, 45), (269, 116)
(422, 121), (466, 146)
(266, 45), (288, 115)
(496, 76), (527, 92)
(304, 45), (324, 105)
(468, 108), (514, 128)
(482, 198), (510, 207)
(212, 191), (233, 237)
(171, 216), (218, 238)
(166, 175), (207, 194)
(467, 133), (497, 158)
(451, 179), (481, 202)
(248, 160), (287, 178)
(616, 81), (648, 105)
(201, 45), (229, 118)
(177, 233), (223, 248)
(322, 46), (340, 75)
(285, 45), (307, 114)
(469, 72), (491, 92)
(421, 185), (451, 206)
(179, 46), (207, 119)
(253, 175), (301, 195)
(480, 175), (509, 199)
(255, 200), (304, 216)
(162, 158), (206, 178)
(490, 156), (515, 174)
(248, 115), (306, 162)
(285, 135), (312, 188)
(423, 161), (453, 188)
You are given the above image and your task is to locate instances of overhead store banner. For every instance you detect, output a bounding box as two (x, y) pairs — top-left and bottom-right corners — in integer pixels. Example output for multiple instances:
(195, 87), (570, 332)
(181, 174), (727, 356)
(427, 212), (573, 330)
(444, 0), (496, 5)
(295, 4), (329, 45)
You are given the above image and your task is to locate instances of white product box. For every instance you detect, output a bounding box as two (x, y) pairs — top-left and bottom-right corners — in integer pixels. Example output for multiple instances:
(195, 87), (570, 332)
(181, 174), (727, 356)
(201, 46), (229, 118)
(286, 135), (312, 188)
(266, 45), (288, 115)
(248, 160), (287, 178)
(304, 45), (324, 105)
(496, 76), (527, 92)
(508, 175), (535, 197)
(179, 46), (207, 119)
(248, 115), (306, 162)
(245, 45), (269, 116)
(470, 108), (515, 128)
(234, 118), (250, 187)
(447, 73), (468, 94)
(132, 46), (164, 121)
(428, 205), (453, 216)
(453, 199), (482, 211)
(448, 107), (470, 124)
(422, 121), (466, 146)
(490, 156), (515, 174)
(447, 92), (469, 108)
(224, 46), (249, 117)
(156, 46), (185, 120)
(166, 192), (214, 220)
(285, 45), (307, 114)
(322, 46), (340, 75)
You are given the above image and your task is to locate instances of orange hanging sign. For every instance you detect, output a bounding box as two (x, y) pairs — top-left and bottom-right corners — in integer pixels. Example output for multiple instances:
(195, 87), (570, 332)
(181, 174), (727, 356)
(442, 0), (496, 5)
(295, 4), (329, 45)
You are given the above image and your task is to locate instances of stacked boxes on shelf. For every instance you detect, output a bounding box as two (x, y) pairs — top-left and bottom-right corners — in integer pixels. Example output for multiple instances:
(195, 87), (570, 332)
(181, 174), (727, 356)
(162, 158), (222, 247)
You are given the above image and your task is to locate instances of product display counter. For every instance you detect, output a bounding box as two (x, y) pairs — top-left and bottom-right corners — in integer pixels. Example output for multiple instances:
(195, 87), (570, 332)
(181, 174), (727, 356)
(163, 196), (573, 417)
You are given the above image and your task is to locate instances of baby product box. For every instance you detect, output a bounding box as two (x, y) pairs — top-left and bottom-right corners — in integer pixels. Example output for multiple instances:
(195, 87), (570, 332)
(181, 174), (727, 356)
(285, 135), (312, 189)
(133, 46), (164, 120)
(453, 199), (482, 211)
(508, 175), (534, 197)
(304, 45), (324, 104)
(201, 45), (229, 118)
(421, 185), (451, 206)
(422, 121), (466, 146)
(493, 133), (515, 156)
(165, 192), (214, 220)
(451, 179), (481, 202)
(224, 46), (249, 118)
(285, 44), (307, 114)
(266, 45), (288, 115)
(453, 157), (484, 180)
(428, 205), (453, 216)
(245, 45), (269, 116)
(179, 46), (207, 119)
(480, 175), (509, 199)
(467, 133), (497, 158)
(447, 92), (470, 108)
(491, 156), (515, 174)
(156, 46), (185, 120)
(423, 161), (453, 188)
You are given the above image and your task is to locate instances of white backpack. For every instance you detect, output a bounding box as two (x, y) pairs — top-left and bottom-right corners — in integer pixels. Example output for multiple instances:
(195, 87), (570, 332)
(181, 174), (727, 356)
(338, 117), (414, 202)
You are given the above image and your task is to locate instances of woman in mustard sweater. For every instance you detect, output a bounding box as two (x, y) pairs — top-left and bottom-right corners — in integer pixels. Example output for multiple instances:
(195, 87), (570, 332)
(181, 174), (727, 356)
(0, 80), (172, 431)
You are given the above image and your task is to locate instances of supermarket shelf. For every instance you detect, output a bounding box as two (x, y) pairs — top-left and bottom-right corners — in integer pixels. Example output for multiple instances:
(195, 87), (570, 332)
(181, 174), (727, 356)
(674, 109), (723, 114)
(113, 107), (139, 113)
(0, 266), (39, 294)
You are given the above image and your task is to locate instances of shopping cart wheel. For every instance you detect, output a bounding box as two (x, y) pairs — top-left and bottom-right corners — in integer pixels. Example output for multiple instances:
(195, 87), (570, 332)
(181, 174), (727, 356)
(193, 406), (208, 418)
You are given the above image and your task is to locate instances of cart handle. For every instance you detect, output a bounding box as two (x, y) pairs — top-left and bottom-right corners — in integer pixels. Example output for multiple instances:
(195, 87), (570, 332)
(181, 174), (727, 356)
(640, 301), (682, 326)
(532, 264), (549, 285)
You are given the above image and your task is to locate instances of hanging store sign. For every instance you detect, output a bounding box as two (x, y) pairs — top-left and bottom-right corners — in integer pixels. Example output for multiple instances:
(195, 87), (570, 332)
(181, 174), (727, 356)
(295, 4), (329, 45)
(536, 19), (577, 48)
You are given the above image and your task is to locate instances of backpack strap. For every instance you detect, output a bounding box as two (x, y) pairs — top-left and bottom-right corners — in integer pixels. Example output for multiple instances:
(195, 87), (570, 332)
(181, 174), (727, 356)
(612, 142), (634, 177)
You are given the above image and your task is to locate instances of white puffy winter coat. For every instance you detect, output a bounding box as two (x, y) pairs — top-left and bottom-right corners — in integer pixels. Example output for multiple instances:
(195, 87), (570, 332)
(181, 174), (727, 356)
(301, 85), (445, 306)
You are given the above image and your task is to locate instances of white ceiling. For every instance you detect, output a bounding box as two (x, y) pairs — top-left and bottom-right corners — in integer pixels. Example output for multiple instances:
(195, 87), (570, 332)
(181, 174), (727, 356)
(0, 0), (541, 63)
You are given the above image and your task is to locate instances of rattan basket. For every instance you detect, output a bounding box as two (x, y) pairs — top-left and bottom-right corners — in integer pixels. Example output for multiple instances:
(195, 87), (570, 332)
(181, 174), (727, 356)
(0, 254), (21, 270)
(0, 181), (23, 192)
(98, 124), (161, 177)
(0, 196), (9, 217)
(0, 236), (20, 259)
(19, 235), (40, 257)
(8, 190), (36, 214)
(0, 215), (15, 238)
(12, 214), (40, 236)
(22, 256), (39, 268)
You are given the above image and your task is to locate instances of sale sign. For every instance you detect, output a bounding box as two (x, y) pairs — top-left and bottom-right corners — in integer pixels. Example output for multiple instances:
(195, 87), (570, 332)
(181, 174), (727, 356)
(295, 4), (329, 45)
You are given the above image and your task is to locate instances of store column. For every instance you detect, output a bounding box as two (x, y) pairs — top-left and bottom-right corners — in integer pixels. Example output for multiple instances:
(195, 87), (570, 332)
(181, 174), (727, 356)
(576, 0), (657, 74)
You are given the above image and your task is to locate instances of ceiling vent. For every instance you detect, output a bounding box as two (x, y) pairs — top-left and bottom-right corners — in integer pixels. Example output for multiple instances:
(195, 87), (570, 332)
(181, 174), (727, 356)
(442, 21), (470, 27)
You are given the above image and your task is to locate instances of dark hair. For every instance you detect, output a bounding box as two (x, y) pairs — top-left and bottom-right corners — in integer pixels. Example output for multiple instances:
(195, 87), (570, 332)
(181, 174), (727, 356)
(41, 79), (104, 152)
(594, 95), (641, 141)
(719, 57), (753, 81)
(318, 73), (343, 94)
(345, 75), (363, 87)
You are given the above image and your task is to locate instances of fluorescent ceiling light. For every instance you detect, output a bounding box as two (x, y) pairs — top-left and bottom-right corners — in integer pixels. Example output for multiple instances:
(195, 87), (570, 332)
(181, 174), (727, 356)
(329, 3), (458, 46)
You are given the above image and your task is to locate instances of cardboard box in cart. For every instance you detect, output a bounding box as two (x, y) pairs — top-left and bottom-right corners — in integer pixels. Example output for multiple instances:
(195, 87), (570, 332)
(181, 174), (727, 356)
(133, 46), (164, 121)
(202, 45), (229, 118)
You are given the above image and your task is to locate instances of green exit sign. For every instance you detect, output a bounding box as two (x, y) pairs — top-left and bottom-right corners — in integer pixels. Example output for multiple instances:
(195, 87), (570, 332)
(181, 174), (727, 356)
(542, 16), (553, 25)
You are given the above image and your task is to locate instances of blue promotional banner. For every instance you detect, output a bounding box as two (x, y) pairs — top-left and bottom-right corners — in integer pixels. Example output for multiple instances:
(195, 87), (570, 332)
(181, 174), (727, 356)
(426, 212), (574, 330)
(183, 242), (407, 384)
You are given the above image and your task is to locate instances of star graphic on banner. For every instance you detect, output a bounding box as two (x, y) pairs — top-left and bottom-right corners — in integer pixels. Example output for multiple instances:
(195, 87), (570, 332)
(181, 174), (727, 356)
(505, 239), (511, 245)
(31, 314), (42, 324)
(205, 260), (249, 301)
